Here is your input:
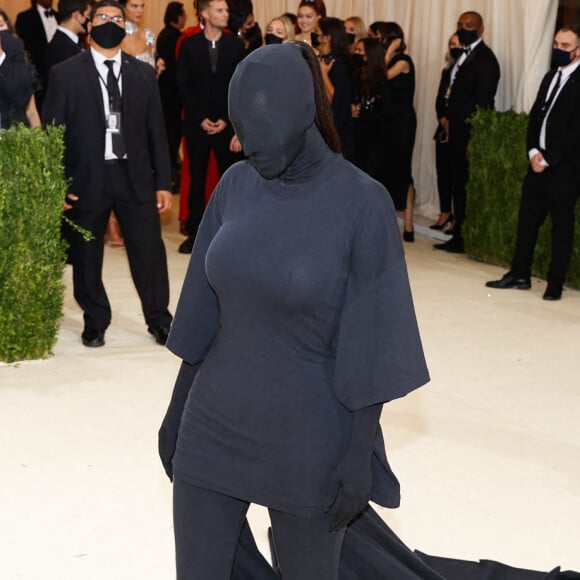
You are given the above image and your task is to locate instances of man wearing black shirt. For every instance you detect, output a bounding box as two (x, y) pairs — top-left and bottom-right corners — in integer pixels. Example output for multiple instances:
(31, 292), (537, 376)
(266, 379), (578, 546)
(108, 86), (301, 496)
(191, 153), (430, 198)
(176, 0), (244, 254)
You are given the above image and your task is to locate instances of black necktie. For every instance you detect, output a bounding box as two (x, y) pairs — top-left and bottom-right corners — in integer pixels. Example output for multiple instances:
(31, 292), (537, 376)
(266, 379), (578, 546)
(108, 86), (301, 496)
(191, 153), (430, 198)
(104, 60), (126, 158)
(542, 69), (562, 116)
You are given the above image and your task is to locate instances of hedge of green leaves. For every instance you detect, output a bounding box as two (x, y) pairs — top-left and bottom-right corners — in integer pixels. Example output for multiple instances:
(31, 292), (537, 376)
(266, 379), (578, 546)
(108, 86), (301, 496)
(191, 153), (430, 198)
(0, 124), (68, 362)
(464, 108), (579, 288)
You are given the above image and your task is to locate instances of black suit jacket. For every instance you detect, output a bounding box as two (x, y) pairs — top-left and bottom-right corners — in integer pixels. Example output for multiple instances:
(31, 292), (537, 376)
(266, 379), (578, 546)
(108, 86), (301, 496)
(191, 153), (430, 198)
(446, 40), (500, 128)
(45, 29), (82, 75)
(176, 31), (244, 137)
(15, 7), (58, 81)
(43, 50), (171, 211)
(527, 65), (580, 180)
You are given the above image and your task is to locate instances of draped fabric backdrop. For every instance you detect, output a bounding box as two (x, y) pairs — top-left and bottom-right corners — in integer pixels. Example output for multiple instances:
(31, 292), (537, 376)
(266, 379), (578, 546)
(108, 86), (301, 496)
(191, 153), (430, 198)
(7, 0), (558, 216)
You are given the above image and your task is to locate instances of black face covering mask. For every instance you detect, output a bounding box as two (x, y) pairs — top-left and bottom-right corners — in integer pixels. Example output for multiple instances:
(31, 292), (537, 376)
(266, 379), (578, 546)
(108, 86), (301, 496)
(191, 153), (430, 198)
(551, 47), (576, 68)
(457, 28), (478, 46)
(229, 43), (316, 179)
(91, 21), (126, 49)
(265, 33), (283, 45)
(449, 47), (464, 61)
(346, 32), (356, 45)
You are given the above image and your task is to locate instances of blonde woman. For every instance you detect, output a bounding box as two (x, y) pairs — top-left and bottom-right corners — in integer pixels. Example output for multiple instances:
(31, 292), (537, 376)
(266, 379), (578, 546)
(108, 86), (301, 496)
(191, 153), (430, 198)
(264, 15), (294, 44)
(344, 15), (365, 54)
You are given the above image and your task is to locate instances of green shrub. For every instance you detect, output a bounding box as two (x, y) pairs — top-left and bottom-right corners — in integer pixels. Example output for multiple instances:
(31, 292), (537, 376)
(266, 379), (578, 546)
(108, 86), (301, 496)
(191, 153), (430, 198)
(0, 124), (68, 362)
(464, 108), (580, 289)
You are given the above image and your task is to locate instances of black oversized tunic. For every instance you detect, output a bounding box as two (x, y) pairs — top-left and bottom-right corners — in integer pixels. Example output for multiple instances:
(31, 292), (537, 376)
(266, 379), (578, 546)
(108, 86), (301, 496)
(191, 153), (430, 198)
(167, 124), (429, 517)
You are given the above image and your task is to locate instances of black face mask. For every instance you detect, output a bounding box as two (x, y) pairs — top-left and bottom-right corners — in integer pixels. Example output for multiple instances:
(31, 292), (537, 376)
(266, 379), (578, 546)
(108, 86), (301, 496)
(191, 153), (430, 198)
(352, 53), (365, 68)
(346, 32), (356, 45)
(311, 32), (320, 47)
(551, 47), (576, 68)
(449, 47), (464, 61)
(265, 33), (283, 45)
(457, 28), (478, 46)
(90, 21), (126, 49)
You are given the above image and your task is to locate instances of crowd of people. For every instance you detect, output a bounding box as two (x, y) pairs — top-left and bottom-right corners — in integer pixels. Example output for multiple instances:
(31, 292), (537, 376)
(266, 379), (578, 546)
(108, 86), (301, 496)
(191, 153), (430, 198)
(0, 0), (577, 345)
(0, 0), (499, 252)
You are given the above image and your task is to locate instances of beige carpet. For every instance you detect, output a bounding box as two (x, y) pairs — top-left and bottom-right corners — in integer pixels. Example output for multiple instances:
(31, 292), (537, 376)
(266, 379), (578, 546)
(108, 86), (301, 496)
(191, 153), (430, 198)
(1, 207), (579, 579)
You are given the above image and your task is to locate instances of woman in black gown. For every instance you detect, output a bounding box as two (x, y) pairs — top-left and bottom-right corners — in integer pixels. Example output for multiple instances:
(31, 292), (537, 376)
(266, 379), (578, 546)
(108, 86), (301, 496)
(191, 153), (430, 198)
(380, 22), (417, 242)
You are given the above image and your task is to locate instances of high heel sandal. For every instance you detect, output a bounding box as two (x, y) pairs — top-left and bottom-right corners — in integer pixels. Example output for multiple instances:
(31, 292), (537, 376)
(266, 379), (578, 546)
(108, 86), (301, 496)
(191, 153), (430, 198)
(430, 213), (453, 231)
(403, 229), (414, 242)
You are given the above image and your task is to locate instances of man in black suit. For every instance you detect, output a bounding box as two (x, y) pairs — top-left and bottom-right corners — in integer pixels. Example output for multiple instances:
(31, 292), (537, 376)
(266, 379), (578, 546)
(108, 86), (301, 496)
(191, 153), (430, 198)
(156, 1), (186, 193)
(434, 11), (500, 253)
(16, 0), (59, 110)
(176, 0), (244, 254)
(43, 0), (173, 347)
(486, 27), (580, 301)
(45, 0), (90, 76)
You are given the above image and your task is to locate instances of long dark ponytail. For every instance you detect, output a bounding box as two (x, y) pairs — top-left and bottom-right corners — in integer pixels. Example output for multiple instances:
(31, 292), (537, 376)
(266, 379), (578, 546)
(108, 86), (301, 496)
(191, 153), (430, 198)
(295, 42), (341, 153)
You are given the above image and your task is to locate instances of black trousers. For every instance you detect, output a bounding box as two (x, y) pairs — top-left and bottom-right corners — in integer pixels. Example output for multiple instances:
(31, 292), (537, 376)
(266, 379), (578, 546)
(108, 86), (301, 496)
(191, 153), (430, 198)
(448, 122), (471, 236)
(185, 131), (238, 236)
(511, 169), (580, 286)
(173, 476), (345, 580)
(435, 134), (453, 214)
(66, 161), (172, 330)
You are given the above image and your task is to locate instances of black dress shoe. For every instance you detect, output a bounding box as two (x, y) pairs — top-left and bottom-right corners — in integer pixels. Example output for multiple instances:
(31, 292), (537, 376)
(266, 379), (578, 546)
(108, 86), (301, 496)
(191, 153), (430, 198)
(543, 284), (563, 301)
(81, 328), (105, 347)
(485, 273), (531, 290)
(178, 235), (195, 254)
(433, 236), (464, 253)
(148, 325), (171, 345)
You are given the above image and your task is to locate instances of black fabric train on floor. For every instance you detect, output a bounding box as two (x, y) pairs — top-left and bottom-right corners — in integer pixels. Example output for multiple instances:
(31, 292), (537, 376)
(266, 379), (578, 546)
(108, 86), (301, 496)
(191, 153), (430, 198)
(232, 506), (579, 580)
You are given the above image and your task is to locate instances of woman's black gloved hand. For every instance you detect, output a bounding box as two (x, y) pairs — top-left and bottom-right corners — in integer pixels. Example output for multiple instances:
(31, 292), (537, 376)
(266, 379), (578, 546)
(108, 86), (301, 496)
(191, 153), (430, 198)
(325, 403), (382, 531)
(158, 360), (200, 481)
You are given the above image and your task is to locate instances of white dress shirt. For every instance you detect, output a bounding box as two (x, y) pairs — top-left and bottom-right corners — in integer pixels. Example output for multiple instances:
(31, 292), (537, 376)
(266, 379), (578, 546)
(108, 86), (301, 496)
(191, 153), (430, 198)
(529, 58), (580, 165)
(56, 25), (79, 46)
(37, 4), (58, 43)
(90, 47), (124, 160)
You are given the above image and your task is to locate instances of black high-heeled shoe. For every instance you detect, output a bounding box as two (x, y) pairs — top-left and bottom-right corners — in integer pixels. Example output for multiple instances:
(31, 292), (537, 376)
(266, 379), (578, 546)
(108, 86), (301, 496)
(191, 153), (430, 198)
(403, 229), (414, 242)
(430, 213), (453, 231)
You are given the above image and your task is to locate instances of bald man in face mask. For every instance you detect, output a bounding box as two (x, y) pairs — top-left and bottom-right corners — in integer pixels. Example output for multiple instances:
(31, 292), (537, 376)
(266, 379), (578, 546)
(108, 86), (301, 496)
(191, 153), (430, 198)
(434, 11), (500, 254)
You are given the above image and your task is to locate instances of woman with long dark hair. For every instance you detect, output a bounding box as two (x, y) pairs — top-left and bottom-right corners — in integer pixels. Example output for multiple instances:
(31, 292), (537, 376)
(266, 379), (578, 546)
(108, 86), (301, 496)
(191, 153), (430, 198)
(380, 22), (417, 242)
(159, 41), (428, 580)
(351, 37), (389, 179)
(317, 16), (354, 159)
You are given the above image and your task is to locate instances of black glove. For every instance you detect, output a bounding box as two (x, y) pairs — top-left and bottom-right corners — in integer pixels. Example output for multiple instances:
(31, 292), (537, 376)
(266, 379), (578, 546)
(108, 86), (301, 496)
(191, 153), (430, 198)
(158, 360), (200, 481)
(325, 403), (382, 531)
